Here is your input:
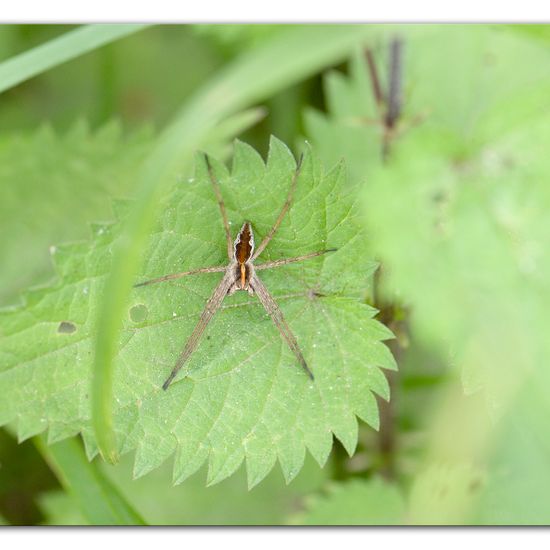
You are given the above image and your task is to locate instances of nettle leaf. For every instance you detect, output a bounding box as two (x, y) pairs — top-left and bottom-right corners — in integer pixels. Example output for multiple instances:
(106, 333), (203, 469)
(0, 120), (153, 306)
(0, 137), (395, 488)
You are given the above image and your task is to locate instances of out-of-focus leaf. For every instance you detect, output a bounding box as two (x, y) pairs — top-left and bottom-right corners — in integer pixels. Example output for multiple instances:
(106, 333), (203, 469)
(0, 121), (153, 307)
(408, 462), (485, 525)
(296, 478), (405, 525)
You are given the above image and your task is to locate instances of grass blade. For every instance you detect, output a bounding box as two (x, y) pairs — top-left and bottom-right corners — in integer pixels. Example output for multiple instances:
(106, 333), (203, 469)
(0, 24), (148, 94)
(35, 436), (146, 525)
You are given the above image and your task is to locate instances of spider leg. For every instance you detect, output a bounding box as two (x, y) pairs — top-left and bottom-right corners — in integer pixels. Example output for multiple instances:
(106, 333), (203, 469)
(365, 47), (385, 109)
(204, 153), (234, 260)
(254, 249), (337, 271)
(134, 265), (227, 287)
(162, 270), (235, 389)
(251, 154), (303, 261)
(250, 273), (314, 380)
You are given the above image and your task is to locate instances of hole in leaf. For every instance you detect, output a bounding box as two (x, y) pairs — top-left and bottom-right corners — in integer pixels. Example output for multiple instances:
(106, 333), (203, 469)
(130, 304), (148, 323)
(57, 321), (76, 334)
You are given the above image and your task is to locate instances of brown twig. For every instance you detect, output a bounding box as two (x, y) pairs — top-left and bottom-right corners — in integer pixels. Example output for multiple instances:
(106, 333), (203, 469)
(372, 265), (409, 480)
(365, 48), (385, 108)
(364, 37), (406, 162)
(385, 37), (404, 131)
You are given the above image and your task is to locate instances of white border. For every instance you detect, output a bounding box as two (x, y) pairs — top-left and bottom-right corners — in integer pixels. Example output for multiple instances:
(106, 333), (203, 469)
(1, 1), (549, 542)
(0, 0), (549, 23)
(2, 529), (550, 550)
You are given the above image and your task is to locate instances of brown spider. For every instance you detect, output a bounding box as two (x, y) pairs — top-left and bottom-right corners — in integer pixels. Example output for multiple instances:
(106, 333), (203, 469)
(135, 153), (335, 390)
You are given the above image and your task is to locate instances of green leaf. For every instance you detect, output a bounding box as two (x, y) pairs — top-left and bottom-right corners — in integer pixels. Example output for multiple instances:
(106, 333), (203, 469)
(296, 478), (405, 525)
(0, 121), (153, 307)
(0, 138), (395, 487)
(90, 23), (382, 464)
(0, 24), (148, 94)
(35, 436), (145, 525)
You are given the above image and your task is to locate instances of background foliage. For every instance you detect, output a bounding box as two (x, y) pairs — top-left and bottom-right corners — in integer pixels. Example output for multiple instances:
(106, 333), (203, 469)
(0, 24), (549, 525)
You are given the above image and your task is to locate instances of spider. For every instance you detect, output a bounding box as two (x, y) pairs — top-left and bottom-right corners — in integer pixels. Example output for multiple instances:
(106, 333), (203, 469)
(135, 153), (335, 390)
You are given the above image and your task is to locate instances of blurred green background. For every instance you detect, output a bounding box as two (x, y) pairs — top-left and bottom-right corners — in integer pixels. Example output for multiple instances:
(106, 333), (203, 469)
(0, 24), (549, 525)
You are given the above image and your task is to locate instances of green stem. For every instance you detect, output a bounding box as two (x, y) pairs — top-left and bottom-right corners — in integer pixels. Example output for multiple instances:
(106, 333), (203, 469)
(34, 436), (146, 525)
